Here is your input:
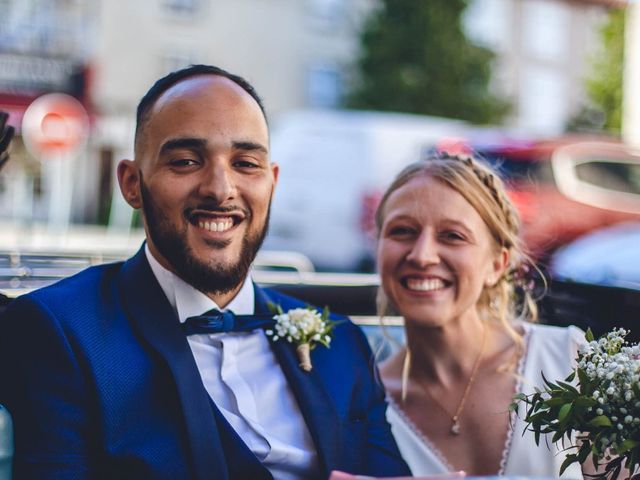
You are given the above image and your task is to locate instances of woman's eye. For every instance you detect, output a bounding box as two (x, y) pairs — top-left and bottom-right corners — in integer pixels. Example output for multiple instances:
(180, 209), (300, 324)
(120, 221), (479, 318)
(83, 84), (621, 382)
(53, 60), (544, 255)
(388, 226), (415, 237)
(441, 231), (465, 241)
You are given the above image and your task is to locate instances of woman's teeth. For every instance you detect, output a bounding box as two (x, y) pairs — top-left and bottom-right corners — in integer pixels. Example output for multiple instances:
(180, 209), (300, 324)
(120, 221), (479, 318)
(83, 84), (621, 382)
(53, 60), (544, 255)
(406, 278), (446, 291)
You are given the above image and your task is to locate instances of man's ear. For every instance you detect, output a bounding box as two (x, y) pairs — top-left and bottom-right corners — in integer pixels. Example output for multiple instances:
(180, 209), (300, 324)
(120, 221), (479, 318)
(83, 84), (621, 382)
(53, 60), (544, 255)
(271, 162), (279, 186)
(117, 159), (142, 209)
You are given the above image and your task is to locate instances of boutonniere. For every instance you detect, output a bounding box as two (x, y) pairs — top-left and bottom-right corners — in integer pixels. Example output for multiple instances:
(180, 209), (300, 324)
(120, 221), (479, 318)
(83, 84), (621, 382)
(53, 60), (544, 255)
(265, 304), (337, 372)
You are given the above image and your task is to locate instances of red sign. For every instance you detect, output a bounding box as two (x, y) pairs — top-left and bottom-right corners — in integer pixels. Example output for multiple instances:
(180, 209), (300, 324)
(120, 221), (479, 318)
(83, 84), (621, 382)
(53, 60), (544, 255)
(21, 93), (89, 158)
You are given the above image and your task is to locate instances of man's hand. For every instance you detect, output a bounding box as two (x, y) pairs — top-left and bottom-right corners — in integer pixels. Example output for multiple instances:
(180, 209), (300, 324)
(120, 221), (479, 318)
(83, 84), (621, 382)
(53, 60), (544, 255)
(0, 110), (15, 171)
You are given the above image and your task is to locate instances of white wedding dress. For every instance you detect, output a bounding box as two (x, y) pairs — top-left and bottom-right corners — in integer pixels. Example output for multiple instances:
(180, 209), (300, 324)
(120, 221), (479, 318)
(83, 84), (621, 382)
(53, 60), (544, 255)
(387, 323), (585, 479)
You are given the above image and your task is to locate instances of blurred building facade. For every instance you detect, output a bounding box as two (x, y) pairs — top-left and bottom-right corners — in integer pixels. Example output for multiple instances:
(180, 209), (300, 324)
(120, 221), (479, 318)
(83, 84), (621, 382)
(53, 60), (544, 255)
(0, 0), (620, 226)
(465, 0), (612, 135)
(0, 0), (96, 223)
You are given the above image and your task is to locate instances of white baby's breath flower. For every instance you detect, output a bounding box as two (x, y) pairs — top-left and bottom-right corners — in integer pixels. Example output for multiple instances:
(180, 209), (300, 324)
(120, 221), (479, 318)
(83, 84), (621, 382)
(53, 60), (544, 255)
(516, 328), (640, 477)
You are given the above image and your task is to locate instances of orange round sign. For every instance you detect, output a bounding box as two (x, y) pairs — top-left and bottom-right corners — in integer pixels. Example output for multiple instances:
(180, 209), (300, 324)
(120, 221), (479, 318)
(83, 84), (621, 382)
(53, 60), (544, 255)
(22, 93), (89, 158)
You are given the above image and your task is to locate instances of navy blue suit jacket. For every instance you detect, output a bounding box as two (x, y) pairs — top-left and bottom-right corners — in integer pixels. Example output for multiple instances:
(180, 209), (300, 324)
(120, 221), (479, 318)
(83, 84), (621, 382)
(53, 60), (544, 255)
(0, 248), (409, 479)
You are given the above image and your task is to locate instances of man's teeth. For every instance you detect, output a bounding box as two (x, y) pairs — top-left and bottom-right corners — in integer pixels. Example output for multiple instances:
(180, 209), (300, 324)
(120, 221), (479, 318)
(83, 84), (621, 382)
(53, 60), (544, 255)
(406, 278), (446, 291)
(198, 220), (233, 232)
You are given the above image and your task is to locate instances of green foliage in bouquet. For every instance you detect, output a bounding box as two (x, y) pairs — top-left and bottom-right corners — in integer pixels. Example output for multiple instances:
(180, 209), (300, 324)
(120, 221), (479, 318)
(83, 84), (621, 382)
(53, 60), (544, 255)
(511, 328), (640, 480)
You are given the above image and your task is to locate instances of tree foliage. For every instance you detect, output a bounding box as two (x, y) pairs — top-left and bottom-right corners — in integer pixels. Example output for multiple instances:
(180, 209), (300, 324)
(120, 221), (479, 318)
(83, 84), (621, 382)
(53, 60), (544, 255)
(346, 0), (508, 124)
(570, 8), (625, 134)
(587, 8), (625, 134)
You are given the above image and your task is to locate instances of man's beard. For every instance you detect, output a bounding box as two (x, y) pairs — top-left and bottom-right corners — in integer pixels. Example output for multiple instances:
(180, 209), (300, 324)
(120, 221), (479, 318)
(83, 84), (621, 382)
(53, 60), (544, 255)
(140, 177), (270, 295)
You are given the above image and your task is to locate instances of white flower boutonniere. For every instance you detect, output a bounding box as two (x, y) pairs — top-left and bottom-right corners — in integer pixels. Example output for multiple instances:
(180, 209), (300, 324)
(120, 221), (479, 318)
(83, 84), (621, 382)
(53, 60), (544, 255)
(265, 305), (337, 372)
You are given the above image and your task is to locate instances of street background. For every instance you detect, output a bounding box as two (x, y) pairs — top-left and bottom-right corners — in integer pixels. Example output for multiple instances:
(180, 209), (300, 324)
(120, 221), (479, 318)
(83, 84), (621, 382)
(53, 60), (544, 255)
(0, 0), (638, 284)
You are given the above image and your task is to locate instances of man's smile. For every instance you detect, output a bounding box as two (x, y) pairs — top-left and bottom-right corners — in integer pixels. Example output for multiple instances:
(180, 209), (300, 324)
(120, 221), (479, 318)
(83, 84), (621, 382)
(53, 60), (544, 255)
(197, 217), (234, 233)
(186, 208), (247, 235)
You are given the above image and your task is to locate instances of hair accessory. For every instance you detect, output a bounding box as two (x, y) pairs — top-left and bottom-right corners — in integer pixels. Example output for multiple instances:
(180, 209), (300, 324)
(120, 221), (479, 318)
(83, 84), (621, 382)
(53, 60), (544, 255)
(507, 263), (535, 292)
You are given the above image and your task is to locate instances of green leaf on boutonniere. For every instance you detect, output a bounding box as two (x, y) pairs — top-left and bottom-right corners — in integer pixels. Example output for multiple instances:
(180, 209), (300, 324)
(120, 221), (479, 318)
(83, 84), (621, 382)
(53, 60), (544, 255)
(267, 301), (284, 315)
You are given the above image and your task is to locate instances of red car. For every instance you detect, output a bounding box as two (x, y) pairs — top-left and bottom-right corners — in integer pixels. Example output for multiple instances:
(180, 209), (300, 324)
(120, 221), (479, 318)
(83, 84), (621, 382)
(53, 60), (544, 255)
(355, 135), (639, 272)
(472, 136), (640, 263)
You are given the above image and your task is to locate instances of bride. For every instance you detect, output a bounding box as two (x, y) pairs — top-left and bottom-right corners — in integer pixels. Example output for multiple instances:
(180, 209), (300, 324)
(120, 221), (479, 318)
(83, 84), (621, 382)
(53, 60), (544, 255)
(376, 153), (587, 478)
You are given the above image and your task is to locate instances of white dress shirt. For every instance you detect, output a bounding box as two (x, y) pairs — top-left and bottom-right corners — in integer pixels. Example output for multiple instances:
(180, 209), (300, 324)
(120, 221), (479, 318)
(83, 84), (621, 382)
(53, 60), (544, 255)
(145, 246), (318, 479)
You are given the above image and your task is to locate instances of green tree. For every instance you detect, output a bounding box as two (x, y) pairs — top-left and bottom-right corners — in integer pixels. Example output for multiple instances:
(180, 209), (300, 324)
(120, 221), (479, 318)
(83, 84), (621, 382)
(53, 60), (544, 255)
(346, 0), (508, 124)
(585, 8), (625, 134)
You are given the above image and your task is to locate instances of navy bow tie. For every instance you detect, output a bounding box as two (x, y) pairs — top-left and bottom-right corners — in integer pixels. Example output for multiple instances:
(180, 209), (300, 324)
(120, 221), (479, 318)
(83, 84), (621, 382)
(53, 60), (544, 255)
(182, 309), (275, 336)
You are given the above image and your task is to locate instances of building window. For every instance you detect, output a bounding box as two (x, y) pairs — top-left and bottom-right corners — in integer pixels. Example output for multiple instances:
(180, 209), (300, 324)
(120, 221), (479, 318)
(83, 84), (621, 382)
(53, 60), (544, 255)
(463, 0), (511, 51)
(519, 65), (567, 134)
(161, 0), (200, 15)
(308, 0), (344, 31)
(521, 0), (570, 62)
(306, 64), (342, 108)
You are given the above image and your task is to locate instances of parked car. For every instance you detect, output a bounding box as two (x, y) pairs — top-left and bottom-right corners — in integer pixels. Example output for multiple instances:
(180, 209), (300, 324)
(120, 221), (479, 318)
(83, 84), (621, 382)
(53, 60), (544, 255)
(550, 221), (640, 290)
(475, 137), (640, 264)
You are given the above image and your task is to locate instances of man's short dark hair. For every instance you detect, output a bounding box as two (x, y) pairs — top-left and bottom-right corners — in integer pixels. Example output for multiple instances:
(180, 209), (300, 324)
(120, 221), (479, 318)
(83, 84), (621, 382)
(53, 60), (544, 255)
(135, 64), (266, 144)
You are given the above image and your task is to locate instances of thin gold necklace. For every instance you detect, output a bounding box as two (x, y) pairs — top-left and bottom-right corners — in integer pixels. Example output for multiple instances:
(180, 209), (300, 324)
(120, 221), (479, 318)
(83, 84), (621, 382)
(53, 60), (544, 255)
(403, 325), (487, 435)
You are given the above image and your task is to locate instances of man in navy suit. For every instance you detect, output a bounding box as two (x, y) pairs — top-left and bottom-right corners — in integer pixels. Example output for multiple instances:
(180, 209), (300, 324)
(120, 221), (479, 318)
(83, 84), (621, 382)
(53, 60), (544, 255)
(0, 65), (410, 479)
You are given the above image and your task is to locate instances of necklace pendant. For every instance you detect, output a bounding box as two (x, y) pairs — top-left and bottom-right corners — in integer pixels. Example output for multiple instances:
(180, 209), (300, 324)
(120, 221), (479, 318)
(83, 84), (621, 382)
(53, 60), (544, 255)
(450, 418), (461, 435)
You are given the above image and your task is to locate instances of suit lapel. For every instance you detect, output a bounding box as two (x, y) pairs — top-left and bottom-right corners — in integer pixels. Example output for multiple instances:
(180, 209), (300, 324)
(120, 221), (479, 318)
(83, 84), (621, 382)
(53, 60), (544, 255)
(254, 286), (341, 475)
(119, 248), (228, 480)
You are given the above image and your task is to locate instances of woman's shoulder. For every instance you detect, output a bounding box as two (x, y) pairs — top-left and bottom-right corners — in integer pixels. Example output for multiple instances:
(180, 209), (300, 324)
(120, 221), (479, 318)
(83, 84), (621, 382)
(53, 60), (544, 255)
(520, 322), (586, 383)
(522, 322), (586, 349)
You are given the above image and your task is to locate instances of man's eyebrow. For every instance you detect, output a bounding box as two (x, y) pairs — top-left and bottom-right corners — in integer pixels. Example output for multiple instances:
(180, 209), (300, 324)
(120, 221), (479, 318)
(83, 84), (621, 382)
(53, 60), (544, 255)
(159, 137), (207, 155)
(232, 140), (268, 154)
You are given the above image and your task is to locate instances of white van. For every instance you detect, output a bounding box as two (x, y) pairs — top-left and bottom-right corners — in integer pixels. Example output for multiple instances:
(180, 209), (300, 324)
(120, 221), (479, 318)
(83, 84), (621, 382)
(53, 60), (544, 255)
(264, 110), (469, 272)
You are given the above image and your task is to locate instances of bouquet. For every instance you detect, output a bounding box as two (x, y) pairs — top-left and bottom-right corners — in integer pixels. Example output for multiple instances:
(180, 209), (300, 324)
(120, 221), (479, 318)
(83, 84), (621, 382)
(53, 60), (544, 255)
(513, 328), (640, 479)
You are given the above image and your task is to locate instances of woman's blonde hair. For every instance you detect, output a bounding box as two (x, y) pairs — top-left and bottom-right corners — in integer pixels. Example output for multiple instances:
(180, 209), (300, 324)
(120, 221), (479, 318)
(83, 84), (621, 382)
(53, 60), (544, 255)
(375, 152), (541, 353)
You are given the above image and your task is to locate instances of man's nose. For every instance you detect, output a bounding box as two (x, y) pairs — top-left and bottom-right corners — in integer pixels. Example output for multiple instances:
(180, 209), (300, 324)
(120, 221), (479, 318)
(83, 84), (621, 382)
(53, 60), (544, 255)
(198, 161), (236, 202)
(406, 230), (439, 267)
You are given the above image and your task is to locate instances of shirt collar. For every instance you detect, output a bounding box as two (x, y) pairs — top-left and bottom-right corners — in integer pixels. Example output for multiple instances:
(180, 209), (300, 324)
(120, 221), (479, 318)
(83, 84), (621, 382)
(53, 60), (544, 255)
(145, 244), (255, 323)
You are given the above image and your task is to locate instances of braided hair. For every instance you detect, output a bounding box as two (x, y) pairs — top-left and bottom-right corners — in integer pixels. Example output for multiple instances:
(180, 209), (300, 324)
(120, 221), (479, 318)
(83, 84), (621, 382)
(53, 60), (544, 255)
(375, 152), (541, 357)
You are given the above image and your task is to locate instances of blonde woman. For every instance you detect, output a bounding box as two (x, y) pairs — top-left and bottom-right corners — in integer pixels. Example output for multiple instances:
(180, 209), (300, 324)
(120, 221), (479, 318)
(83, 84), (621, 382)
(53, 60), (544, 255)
(376, 153), (587, 477)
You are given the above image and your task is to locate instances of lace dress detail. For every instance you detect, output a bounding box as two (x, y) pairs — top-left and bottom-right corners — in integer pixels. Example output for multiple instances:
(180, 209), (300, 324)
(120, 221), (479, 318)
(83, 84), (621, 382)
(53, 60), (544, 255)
(386, 323), (533, 476)
(387, 396), (455, 472)
(497, 323), (532, 474)
(387, 323), (584, 477)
